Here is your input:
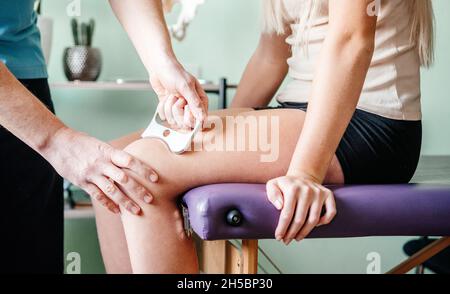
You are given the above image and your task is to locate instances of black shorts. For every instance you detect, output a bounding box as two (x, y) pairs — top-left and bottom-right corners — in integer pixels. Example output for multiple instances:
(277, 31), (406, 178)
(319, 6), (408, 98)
(255, 102), (422, 184)
(0, 79), (63, 273)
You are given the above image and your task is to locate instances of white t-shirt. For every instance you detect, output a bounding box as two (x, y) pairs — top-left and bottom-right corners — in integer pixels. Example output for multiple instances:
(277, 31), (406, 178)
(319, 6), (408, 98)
(277, 0), (421, 121)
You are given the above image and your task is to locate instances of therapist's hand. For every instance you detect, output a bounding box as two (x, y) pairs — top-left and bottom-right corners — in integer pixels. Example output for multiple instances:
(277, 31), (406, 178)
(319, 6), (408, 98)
(150, 60), (208, 129)
(43, 127), (158, 215)
(266, 174), (337, 244)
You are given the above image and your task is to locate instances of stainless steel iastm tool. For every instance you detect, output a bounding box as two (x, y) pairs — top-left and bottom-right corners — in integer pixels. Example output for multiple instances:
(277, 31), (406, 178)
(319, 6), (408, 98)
(141, 111), (202, 154)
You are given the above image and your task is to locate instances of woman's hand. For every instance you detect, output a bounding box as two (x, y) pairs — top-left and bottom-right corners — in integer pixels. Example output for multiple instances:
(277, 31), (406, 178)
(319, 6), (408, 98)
(150, 60), (209, 129)
(266, 174), (337, 244)
(42, 127), (159, 215)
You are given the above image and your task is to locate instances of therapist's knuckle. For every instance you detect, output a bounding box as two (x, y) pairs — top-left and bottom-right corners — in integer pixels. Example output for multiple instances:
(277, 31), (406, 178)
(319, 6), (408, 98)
(186, 76), (196, 87)
(91, 191), (103, 201)
(105, 182), (116, 194)
(124, 200), (135, 211)
(98, 143), (112, 155)
(116, 171), (128, 184)
(180, 81), (191, 92)
(121, 154), (134, 168)
(80, 166), (92, 180)
(134, 185), (147, 198)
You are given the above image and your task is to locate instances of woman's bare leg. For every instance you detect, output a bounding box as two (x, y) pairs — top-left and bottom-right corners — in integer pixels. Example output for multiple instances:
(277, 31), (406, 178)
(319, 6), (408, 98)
(118, 108), (344, 273)
(94, 109), (253, 273)
(93, 132), (142, 273)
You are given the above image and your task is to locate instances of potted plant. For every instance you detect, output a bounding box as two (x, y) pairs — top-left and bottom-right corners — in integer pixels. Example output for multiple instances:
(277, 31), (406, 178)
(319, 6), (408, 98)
(35, 0), (53, 65)
(63, 18), (102, 81)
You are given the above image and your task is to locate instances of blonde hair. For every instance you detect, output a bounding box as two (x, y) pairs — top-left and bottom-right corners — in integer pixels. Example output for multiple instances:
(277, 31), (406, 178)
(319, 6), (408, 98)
(262, 0), (435, 67)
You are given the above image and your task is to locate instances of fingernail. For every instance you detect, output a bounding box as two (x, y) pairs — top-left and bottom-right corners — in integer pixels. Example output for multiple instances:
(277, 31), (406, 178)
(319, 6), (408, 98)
(276, 234), (282, 241)
(131, 206), (141, 215)
(144, 195), (153, 204)
(150, 174), (158, 182)
(284, 239), (291, 245)
(274, 199), (283, 210)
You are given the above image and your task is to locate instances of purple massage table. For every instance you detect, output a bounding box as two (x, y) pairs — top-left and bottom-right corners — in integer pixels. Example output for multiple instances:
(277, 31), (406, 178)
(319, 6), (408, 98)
(182, 156), (450, 274)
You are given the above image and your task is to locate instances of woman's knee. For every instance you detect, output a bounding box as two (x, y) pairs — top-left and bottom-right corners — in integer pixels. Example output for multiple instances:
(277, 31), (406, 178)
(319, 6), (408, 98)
(123, 139), (185, 203)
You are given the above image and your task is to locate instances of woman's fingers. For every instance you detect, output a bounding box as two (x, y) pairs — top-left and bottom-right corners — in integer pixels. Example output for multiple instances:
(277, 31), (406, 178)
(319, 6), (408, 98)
(103, 164), (154, 204)
(93, 176), (141, 215)
(111, 149), (158, 183)
(275, 182), (298, 241)
(283, 188), (312, 244)
(295, 197), (323, 242)
(266, 180), (284, 210)
(317, 189), (337, 226)
(85, 184), (120, 214)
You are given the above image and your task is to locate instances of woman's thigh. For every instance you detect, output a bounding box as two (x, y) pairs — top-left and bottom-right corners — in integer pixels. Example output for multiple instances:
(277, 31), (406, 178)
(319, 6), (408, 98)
(125, 108), (343, 196)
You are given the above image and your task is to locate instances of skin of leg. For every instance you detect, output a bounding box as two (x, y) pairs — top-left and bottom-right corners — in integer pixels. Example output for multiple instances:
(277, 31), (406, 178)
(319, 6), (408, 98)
(118, 108), (344, 273)
(93, 108), (252, 273)
(92, 132), (141, 273)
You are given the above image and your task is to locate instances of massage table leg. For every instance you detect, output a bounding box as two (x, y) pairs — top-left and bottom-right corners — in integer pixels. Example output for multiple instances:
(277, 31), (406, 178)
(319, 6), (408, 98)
(387, 236), (450, 274)
(201, 237), (450, 274)
(200, 240), (259, 274)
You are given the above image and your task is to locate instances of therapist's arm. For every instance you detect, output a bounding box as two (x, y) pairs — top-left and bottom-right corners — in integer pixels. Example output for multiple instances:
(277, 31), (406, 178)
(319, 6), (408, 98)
(0, 63), (158, 214)
(109, 0), (207, 123)
(266, 0), (377, 243)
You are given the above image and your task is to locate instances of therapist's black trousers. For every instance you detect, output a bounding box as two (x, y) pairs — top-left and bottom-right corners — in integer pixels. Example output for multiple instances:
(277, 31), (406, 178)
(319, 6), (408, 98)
(0, 79), (63, 274)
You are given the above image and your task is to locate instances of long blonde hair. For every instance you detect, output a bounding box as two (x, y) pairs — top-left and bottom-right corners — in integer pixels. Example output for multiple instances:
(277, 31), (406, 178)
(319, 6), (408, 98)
(262, 0), (435, 67)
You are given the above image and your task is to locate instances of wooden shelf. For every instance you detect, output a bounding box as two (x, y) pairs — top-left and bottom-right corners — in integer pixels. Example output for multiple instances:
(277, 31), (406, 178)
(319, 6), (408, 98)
(50, 80), (237, 92)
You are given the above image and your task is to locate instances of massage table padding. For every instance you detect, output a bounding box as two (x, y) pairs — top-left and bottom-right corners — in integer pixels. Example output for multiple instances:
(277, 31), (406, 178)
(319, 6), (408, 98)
(182, 184), (450, 240)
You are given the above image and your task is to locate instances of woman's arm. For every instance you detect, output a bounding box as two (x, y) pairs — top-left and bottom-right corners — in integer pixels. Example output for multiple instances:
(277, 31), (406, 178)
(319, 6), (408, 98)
(109, 0), (207, 125)
(267, 0), (377, 244)
(289, 0), (377, 181)
(231, 30), (292, 108)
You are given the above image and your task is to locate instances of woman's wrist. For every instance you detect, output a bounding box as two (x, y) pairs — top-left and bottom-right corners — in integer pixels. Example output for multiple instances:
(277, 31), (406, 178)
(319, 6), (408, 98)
(286, 168), (323, 184)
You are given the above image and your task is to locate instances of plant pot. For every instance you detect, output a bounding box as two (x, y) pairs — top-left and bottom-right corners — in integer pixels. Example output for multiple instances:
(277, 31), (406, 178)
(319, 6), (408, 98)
(63, 46), (102, 81)
(37, 16), (53, 65)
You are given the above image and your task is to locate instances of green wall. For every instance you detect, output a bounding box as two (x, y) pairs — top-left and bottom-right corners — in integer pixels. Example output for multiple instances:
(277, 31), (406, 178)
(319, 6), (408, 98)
(41, 0), (450, 274)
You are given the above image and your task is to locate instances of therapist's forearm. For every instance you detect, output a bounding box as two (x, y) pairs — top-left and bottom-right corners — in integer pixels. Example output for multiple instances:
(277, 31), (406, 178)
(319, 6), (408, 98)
(287, 35), (375, 182)
(0, 62), (66, 153)
(109, 0), (176, 73)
